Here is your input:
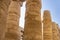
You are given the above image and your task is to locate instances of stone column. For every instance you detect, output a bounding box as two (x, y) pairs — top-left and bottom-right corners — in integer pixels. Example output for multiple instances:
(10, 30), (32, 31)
(43, 10), (52, 40)
(4, 0), (24, 40)
(59, 27), (60, 39)
(52, 22), (60, 40)
(23, 0), (42, 40)
(57, 25), (60, 40)
(0, 0), (10, 40)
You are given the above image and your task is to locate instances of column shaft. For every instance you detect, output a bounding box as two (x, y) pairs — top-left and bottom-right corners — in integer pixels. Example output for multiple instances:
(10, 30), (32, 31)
(23, 0), (42, 40)
(5, 1), (21, 40)
(52, 22), (60, 40)
(43, 10), (52, 40)
(59, 27), (60, 39)
(0, 0), (10, 40)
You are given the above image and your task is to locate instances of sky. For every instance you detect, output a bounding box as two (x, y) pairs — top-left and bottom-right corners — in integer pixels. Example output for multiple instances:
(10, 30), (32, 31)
(19, 0), (60, 28)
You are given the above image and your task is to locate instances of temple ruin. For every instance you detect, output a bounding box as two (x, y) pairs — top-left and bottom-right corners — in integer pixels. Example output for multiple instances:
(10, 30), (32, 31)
(52, 22), (60, 40)
(23, 0), (42, 40)
(0, 0), (60, 40)
(4, 0), (25, 40)
(0, 0), (11, 40)
(43, 10), (53, 40)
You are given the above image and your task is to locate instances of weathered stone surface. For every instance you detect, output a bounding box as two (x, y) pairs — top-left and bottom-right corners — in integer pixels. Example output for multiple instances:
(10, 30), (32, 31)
(43, 10), (52, 40)
(4, 0), (23, 40)
(52, 22), (60, 40)
(23, 0), (42, 40)
(57, 26), (60, 40)
(57, 24), (60, 40)
(59, 28), (60, 40)
(0, 0), (10, 40)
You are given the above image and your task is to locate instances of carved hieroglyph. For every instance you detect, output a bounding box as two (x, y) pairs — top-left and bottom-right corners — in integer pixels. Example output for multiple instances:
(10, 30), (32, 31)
(23, 0), (42, 40)
(0, 0), (10, 40)
(4, 0), (23, 40)
(43, 10), (52, 40)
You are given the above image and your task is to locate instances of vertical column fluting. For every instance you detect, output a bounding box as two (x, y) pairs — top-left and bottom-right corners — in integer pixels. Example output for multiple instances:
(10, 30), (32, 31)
(5, 0), (23, 40)
(23, 0), (42, 40)
(43, 10), (52, 40)
(0, 0), (10, 40)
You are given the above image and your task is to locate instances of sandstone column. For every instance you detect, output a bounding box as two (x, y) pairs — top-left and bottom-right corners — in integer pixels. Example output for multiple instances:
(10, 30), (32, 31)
(43, 10), (52, 40)
(52, 22), (60, 40)
(57, 25), (60, 40)
(0, 0), (10, 40)
(23, 0), (42, 40)
(59, 28), (60, 40)
(4, 0), (24, 40)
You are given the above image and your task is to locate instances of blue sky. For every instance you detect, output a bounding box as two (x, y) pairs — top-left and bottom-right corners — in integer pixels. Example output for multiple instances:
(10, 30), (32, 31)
(42, 0), (60, 27)
(19, 0), (60, 28)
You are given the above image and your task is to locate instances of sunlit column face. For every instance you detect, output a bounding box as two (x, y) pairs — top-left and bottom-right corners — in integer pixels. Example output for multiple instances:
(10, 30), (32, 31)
(23, 0), (42, 40)
(4, 1), (22, 40)
(43, 10), (52, 40)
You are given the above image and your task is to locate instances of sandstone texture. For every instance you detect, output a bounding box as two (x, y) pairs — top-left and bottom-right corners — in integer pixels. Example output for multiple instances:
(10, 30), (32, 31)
(4, 0), (22, 40)
(43, 10), (53, 40)
(0, 0), (10, 40)
(59, 28), (60, 40)
(52, 22), (60, 40)
(23, 0), (42, 40)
